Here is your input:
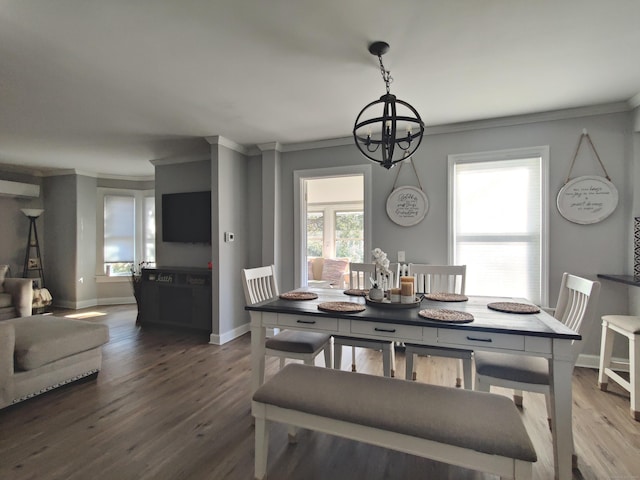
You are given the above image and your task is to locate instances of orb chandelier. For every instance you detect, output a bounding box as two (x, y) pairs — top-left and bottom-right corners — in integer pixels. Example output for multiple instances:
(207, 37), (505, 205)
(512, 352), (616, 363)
(353, 41), (425, 169)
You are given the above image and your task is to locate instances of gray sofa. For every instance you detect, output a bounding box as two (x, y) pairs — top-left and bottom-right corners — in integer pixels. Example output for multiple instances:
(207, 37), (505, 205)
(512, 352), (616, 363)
(0, 315), (109, 409)
(0, 265), (33, 321)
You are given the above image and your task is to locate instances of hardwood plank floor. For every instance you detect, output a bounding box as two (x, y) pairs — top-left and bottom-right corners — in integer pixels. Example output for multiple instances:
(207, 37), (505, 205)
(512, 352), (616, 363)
(1, 305), (639, 479)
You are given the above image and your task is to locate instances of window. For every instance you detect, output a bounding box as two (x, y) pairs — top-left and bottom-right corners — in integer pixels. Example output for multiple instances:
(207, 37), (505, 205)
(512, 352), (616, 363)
(306, 203), (364, 262)
(448, 147), (548, 305)
(97, 188), (155, 277)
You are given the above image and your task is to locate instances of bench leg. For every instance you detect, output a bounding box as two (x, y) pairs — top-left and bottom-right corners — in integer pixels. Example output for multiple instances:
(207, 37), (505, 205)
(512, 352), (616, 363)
(254, 417), (269, 480)
(631, 334), (639, 420)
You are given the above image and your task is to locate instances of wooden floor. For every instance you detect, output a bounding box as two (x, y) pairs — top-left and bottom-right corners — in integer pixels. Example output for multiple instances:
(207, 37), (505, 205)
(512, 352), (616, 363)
(1, 305), (639, 480)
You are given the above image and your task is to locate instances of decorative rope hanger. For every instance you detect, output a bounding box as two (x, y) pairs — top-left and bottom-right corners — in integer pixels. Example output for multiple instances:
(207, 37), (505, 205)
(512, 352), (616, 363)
(563, 129), (611, 184)
(390, 157), (424, 195)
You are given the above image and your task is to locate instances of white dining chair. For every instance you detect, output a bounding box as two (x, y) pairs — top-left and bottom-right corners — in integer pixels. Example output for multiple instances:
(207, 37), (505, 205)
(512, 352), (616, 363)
(242, 265), (332, 370)
(333, 262), (396, 377)
(474, 273), (600, 430)
(404, 264), (471, 388)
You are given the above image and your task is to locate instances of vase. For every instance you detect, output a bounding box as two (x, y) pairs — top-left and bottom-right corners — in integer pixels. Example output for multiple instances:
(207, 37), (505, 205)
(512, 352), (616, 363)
(369, 287), (384, 301)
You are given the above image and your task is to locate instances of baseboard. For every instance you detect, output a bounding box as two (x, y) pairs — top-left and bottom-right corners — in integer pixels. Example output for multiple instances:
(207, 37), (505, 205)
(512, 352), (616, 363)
(576, 353), (630, 372)
(209, 322), (250, 345)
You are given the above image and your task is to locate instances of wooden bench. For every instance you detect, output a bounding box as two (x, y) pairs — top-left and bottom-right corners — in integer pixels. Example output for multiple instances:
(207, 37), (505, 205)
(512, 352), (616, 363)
(252, 364), (536, 480)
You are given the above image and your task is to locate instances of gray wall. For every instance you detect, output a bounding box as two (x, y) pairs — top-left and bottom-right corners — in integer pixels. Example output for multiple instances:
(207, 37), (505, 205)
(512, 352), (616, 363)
(214, 144), (249, 340)
(43, 175), (78, 306)
(76, 175), (98, 305)
(272, 111), (631, 359)
(155, 159), (212, 268)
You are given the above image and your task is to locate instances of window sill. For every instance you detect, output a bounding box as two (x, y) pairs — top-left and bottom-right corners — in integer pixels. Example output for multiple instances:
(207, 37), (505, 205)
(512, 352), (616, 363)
(96, 275), (131, 284)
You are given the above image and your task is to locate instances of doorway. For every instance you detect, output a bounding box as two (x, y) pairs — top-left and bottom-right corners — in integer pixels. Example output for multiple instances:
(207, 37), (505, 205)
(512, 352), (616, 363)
(293, 165), (372, 288)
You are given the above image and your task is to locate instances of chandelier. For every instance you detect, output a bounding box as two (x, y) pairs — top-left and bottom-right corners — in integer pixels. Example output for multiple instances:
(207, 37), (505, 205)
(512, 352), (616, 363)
(353, 41), (425, 169)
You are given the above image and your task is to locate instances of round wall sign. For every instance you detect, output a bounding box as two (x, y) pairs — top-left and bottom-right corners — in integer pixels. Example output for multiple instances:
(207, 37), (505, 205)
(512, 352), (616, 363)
(386, 186), (429, 226)
(556, 175), (618, 225)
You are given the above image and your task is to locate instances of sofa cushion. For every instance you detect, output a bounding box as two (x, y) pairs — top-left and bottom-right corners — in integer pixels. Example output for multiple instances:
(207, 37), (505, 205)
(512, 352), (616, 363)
(0, 265), (8, 293)
(0, 292), (12, 309)
(321, 258), (349, 285)
(10, 315), (109, 371)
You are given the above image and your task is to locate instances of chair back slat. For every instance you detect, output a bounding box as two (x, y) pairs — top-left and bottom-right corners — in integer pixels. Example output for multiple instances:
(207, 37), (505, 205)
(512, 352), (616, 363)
(348, 263), (376, 290)
(553, 272), (601, 363)
(407, 264), (466, 294)
(242, 265), (279, 305)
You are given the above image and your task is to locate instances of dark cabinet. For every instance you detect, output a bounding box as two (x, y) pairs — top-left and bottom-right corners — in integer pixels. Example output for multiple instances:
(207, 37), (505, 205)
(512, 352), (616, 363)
(139, 267), (212, 333)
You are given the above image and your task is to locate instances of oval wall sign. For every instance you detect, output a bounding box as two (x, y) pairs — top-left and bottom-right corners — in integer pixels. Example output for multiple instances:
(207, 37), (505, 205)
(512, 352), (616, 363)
(386, 186), (429, 227)
(556, 175), (618, 224)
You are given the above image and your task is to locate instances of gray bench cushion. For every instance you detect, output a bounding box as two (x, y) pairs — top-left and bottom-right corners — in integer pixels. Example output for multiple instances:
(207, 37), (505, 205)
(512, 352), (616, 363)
(9, 315), (109, 371)
(266, 330), (330, 354)
(0, 293), (12, 309)
(475, 352), (548, 385)
(253, 363), (536, 462)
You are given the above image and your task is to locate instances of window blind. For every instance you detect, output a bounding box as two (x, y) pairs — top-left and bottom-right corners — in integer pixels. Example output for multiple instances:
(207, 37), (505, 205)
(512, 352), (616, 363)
(452, 156), (543, 304)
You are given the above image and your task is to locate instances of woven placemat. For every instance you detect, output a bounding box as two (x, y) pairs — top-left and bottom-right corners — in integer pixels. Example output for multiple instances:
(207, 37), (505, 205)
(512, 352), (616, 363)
(344, 288), (369, 297)
(279, 291), (318, 301)
(487, 302), (540, 314)
(318, 302), (366, 313)
(424, 292), (469, 302)
(418, 309), (474, 323)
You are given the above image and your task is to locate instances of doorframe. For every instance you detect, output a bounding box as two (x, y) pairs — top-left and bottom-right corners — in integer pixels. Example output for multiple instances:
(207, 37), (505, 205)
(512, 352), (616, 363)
(293, 165), (372, 288)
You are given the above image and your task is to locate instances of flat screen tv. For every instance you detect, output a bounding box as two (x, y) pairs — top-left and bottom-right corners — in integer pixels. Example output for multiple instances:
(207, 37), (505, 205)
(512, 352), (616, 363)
(162, 191), (212, 244)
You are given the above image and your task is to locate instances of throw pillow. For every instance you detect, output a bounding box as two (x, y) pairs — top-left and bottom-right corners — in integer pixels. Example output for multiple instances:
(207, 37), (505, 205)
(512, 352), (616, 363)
(321, 258), (349, 285)
(0, 265), (8, 293)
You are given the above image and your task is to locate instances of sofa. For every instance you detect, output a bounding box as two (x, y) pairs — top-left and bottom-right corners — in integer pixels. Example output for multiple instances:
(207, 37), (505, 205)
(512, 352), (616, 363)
(0, 315), (110, 409)
(307, 257), (350, 289)
(0, 265), (33, 321)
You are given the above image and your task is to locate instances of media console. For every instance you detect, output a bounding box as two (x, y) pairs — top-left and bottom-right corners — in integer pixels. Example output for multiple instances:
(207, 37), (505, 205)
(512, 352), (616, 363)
(139, 267), (212, 333)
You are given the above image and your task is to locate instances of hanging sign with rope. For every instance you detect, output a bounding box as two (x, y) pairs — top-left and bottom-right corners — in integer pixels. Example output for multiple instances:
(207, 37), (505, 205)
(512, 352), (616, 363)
(557, 130), (618, 224)
(386, 159), (429, 227)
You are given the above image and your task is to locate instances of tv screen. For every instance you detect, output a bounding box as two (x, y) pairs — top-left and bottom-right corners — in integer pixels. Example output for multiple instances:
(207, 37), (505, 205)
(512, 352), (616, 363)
(162, 191), (212, 243)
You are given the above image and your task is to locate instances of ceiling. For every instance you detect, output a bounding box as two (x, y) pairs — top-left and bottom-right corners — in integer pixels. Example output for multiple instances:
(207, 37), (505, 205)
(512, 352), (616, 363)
(1, 1), (639, 178)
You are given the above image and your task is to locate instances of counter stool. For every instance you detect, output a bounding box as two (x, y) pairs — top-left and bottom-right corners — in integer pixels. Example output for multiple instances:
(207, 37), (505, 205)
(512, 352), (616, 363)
(598, 315), (640, 421)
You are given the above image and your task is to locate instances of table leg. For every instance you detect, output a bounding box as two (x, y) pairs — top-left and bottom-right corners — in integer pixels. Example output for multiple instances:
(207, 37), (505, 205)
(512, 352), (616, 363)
(251, 315), (266, 395)
(549, 346), (574, 480)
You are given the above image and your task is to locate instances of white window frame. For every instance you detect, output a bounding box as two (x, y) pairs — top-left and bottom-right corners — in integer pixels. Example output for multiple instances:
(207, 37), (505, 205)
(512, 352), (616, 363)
(96, 187), (155, 281)
(448, 146), (549, 306)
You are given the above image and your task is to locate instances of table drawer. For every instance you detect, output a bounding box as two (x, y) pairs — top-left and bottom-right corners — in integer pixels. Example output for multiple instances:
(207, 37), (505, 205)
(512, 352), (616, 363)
(351, 320), (422, 341)
(278, 314), (338, 332)
(438, 329), (525, 351)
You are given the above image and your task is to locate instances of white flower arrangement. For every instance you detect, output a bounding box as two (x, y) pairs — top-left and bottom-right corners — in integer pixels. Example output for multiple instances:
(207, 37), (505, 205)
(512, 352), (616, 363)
(370, 247), (392, 289)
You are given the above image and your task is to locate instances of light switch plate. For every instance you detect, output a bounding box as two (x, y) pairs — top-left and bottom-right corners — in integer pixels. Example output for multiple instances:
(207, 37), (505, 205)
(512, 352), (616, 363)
(398, 251), (405, 262)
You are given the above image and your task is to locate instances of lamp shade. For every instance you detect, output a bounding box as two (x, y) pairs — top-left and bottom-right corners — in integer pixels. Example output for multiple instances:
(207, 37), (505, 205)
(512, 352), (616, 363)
(21, 208), (44, 218)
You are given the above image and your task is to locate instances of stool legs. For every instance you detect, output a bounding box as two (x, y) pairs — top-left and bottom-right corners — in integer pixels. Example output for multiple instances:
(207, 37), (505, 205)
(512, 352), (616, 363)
(631, 333), (639, 420)
(598, 318), (640, 421)
(598, 321), (615, 391)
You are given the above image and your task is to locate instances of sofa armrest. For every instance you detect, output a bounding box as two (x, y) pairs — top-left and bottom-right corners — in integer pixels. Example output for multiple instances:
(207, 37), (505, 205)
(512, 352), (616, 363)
(0, 321), (16, 408)
(3, 278), (33, 318)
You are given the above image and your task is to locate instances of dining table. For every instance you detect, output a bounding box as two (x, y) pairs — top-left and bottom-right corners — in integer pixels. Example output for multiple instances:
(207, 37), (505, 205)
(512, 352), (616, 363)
(245, 287), (581, 480)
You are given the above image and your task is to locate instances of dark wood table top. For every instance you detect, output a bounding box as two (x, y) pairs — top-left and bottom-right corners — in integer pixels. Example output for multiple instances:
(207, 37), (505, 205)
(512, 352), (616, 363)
(246, 288), (580, 340)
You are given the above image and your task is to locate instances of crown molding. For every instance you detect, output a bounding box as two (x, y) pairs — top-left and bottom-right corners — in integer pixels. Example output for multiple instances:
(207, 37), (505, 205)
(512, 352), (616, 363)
(150, 153), (210, 168)
(257, 142), (282, 153)
(205, 135), (249, 155)
(629, 92), (640, 109)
